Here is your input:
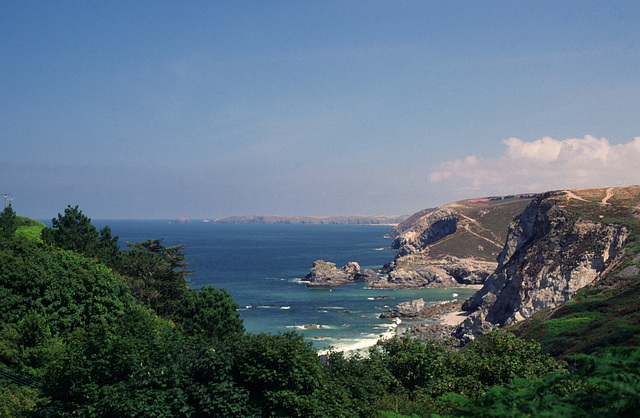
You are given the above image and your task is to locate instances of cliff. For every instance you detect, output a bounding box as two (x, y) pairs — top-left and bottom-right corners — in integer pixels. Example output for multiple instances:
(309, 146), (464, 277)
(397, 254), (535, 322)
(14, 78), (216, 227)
(370, 195), (535, 288)
(455, 186), (638, 344)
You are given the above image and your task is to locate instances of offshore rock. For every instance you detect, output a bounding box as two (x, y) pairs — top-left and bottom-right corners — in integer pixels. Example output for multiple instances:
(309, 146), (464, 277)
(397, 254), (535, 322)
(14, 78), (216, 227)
(305, 260), (378, 286)
(455, 190), (630, 344)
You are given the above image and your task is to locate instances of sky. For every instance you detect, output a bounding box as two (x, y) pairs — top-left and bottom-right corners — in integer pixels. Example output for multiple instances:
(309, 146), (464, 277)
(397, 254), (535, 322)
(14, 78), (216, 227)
(2, 1), (640, 220)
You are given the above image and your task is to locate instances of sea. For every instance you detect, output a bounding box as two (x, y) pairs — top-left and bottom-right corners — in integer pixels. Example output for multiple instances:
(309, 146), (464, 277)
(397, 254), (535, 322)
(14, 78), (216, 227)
(69, 220), (478, 352)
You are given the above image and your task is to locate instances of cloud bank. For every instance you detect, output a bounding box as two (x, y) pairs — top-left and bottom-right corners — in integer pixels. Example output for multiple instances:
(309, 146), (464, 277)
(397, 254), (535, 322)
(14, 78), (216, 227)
(429, 135), (640, 196)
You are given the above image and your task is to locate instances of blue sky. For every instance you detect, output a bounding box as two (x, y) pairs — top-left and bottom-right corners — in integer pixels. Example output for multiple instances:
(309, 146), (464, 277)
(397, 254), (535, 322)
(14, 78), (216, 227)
(3, 1), (640, 219)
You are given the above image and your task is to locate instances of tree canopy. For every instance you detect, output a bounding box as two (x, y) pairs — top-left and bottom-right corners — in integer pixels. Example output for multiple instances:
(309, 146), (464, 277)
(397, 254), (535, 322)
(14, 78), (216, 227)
(0, 206), (18, 240)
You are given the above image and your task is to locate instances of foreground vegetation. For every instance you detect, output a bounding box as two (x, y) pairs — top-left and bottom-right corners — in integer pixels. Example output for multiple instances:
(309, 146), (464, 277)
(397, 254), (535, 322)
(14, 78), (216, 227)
(1, 205), (639, 416)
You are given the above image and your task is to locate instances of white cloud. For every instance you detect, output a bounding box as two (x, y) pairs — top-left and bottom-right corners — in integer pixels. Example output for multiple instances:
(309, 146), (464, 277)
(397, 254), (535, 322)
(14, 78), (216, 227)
(429, 136), (640, 195)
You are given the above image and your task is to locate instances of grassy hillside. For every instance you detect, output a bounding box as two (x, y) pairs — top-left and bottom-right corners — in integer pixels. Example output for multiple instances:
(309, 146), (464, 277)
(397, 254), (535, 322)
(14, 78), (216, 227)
(13, 217), (46, 242)
(511, 186), (640, 357)
(430, 196), (533, 261)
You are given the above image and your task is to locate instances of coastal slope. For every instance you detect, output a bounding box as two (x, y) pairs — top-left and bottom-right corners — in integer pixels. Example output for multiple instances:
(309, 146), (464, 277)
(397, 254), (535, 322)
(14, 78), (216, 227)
(454, 186), (639, 346)
(371, 194), (535, 288)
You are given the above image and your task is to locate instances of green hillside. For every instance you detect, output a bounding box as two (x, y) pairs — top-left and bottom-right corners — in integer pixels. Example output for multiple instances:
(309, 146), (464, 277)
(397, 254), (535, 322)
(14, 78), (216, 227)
(432, 196), (534, 260)
(14, 217), (46, 242)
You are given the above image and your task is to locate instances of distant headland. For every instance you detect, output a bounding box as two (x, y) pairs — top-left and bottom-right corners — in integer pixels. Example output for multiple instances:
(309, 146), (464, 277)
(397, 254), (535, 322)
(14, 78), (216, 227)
(213, 214), (409, 225)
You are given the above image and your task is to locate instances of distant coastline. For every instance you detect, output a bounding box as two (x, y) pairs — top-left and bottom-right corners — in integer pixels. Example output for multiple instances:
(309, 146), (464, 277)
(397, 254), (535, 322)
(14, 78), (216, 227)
(213, 214), (409, 225)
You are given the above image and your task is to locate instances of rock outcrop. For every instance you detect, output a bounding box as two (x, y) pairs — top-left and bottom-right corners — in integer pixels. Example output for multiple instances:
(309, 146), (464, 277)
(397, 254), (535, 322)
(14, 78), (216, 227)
(455, 190), (631, 343)
(305, 260), (378, 286)
(379, 298), (426, 318)
(371, 255), (495, 288)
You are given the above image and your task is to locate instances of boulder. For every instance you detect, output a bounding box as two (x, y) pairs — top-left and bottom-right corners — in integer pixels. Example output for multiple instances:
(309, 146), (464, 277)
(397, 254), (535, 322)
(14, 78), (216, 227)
(379, 298), (426, 318)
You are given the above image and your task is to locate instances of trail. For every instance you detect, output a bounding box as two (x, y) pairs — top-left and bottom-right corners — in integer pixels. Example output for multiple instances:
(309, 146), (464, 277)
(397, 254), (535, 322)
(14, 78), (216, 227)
(457, 213), (504, 249)
(563, 190), (589, 202)
(601, 187), (614, 204)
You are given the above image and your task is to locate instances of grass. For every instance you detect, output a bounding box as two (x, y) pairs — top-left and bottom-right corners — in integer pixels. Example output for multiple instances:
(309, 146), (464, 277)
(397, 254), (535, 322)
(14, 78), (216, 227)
(13, 217), (46, 243)
(426, 198), (533, 261)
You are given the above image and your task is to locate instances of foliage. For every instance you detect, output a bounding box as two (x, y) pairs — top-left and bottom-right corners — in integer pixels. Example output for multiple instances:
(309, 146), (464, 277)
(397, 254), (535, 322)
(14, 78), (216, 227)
(0, 382), (39, 417)
(41, 205), (120, 263)
(234, 332), (352, 417)
(40, 306), (254, 417)
(323, 332), (565, 416)
(0, 206), (18, 240)
(115, 239), (192, 316)
(324, 349), (398, 416)
(0, 239), (135, 333)
(461, 331), (564, 387)
(14, 217), (46, 242)
(445, 345), (640, 417)
(176, 285), (244, 342)
(0, 312), (65, 380)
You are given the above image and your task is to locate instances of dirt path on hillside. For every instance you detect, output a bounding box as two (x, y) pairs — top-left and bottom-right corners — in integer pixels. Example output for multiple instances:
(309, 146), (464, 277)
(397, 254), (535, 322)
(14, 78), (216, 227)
(601, 187), (615, 204)
(457, 213), (504, 249)
(563, 190), (589, 202)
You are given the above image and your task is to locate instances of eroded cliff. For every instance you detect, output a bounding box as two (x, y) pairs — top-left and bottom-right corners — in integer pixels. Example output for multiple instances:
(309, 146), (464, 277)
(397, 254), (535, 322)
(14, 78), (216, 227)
(455, 187), (635, 343)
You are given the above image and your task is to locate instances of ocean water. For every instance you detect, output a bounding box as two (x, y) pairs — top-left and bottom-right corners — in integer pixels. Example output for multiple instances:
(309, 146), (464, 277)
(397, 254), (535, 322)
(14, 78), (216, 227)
(85, 220), (477, 352)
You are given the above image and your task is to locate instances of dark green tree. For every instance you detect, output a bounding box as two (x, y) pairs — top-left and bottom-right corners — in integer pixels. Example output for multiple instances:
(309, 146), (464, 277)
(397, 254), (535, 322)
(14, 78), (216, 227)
(41, 205), (119, 261)
(0, 206), (18, 240)
(234, 332), (352, 417)
(115, 239), (192, 316)
(40, 308), (254, 417)
(0, 238), (135, 334)
(95, 224), (120, 265)
(176, 286), (244, 342)
(42, 205), (99, 253)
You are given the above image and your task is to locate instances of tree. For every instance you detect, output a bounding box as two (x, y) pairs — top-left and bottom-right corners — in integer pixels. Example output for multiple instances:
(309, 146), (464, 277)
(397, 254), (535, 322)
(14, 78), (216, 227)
(176, 286), (244, 342)
(40, 308), (254, 417)
(0, 239), (135, 334)
(445, 346), (640, 417)
(115, 239), (192, 316)
(95, 225), (120, 265)
(0, 207), (17, 240)
(41, 205), (119, 261)
(234, 332), (352, 417)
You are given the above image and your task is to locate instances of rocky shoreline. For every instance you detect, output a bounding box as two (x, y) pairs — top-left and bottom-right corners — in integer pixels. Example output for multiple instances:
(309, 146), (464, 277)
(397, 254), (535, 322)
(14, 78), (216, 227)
(380, 300), (470, 343)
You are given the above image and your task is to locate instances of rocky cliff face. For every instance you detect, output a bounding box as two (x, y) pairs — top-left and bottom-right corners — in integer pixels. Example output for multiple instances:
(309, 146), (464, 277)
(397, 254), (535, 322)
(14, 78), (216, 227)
(455, 190), (631, 343)
(371, 196), (533, 288)
(371, 255), (495, 288)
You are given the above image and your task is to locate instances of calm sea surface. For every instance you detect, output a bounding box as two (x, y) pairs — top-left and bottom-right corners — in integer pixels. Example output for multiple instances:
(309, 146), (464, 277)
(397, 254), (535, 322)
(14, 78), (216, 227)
(77, 221), (476, 351)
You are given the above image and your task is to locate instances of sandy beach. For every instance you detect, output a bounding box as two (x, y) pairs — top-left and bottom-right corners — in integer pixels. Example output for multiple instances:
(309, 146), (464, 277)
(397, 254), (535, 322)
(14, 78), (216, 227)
(440, 310), (471, 326)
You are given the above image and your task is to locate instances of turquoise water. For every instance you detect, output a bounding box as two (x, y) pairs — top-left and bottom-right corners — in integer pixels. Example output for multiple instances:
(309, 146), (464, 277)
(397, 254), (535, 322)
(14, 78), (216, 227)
(88, 221), (477, 351)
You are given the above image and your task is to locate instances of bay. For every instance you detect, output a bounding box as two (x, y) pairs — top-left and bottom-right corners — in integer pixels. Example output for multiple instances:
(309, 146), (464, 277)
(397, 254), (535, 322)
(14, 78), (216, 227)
(85, 220), (476, 352)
